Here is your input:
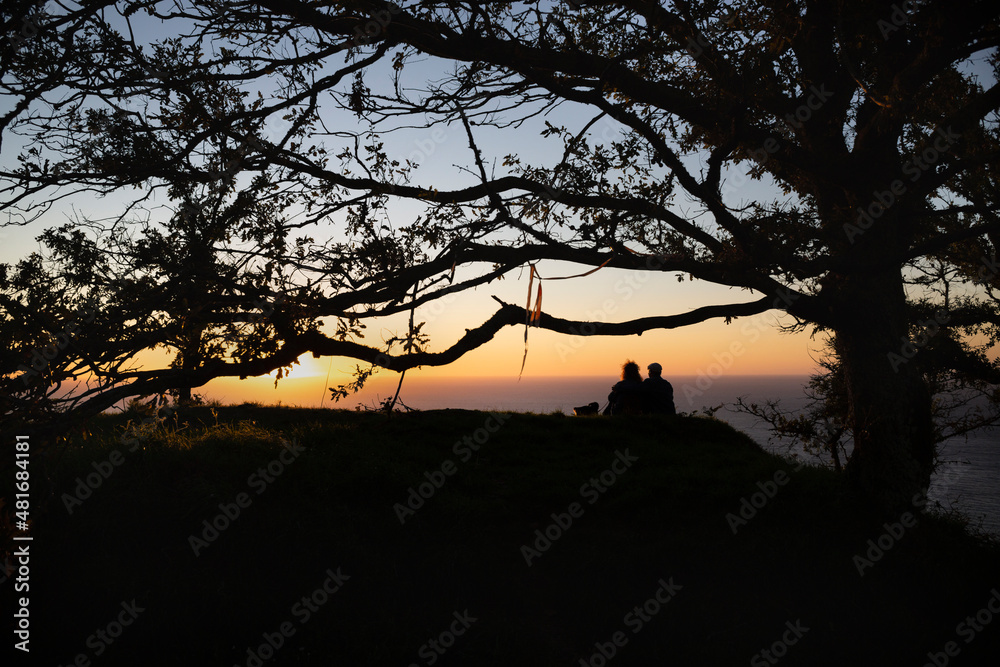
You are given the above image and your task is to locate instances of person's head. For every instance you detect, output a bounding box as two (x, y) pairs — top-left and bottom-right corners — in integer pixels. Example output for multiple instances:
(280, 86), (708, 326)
(621, 360), (642, 383)
(647, 362), (662, 378)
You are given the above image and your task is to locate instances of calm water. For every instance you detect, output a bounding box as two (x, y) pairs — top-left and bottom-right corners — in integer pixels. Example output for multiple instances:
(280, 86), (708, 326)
(345, 374), (1000, 536)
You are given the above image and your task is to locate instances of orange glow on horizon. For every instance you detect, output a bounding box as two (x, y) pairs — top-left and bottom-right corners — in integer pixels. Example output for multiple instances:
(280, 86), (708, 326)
(191, 309), (819, 408)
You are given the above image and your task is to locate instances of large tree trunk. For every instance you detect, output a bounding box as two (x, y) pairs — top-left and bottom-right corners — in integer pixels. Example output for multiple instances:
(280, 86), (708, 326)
(175, 317), (204, 406)
(834, 268), (935, 511)
(177, 385), (194, 405)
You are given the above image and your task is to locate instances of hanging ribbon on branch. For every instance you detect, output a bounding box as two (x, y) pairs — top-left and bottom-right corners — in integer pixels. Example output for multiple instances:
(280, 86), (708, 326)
(518, 258), (612, 378)
(519, 264), (537, 377)
(530, 277), (543, 325)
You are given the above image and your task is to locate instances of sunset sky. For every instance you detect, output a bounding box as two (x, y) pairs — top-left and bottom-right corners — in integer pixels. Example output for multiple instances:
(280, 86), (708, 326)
(0, 131), (821, 404)
(0, 21), (826, 405)
(4, 4), (996, 410)
(3, 201), (820, 393)
(2, 200), (819, 406)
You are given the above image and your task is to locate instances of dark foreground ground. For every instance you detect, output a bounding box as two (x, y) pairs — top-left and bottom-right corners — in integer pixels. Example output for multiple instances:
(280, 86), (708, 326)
(3, 406), (999, 666)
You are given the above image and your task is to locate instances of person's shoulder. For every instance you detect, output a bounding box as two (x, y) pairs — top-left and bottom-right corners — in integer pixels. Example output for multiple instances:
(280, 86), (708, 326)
(648, 376), (673, 390)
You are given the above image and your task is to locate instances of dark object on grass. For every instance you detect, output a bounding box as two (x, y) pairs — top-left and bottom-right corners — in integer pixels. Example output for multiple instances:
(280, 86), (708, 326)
(573, 402), (600, 416)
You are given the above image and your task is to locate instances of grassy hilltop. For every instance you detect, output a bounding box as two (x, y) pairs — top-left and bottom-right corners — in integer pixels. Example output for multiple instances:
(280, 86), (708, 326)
(13, 406), (1000, 666)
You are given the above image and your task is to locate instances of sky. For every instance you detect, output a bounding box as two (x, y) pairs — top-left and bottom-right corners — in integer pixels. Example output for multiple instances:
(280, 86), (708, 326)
(1, 196), (821, 400)
(1, 199), (821, 385)
(1, 4), (844, 405)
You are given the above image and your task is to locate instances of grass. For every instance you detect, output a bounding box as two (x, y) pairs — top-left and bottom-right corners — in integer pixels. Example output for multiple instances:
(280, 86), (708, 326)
(12, 406), (1000, 666)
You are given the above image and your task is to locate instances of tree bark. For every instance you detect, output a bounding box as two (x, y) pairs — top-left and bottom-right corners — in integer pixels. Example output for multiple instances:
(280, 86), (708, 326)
(835, 269), (935, 511)
(175, 317), (205, 406)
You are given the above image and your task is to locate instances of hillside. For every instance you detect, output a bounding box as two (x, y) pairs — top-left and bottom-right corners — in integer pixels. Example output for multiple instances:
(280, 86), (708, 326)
(8, 406), (1000, 666)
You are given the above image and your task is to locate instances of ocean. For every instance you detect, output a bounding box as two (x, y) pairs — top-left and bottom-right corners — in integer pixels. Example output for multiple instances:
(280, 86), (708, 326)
(341, 374), (1000, 536)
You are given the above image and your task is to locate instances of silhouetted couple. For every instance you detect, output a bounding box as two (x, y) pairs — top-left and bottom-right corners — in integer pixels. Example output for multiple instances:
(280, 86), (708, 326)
(604, 360), (676, 416)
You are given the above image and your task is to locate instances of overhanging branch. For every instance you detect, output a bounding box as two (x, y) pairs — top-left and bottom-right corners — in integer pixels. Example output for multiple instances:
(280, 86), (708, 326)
(28, 295), (778, 423)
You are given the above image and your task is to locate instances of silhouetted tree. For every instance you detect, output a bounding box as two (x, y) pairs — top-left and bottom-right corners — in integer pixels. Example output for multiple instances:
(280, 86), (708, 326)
(3, 1), (1000, 508)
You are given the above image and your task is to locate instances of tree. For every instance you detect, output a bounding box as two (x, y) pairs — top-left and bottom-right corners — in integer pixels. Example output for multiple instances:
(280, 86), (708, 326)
(2, 0), (999, 509)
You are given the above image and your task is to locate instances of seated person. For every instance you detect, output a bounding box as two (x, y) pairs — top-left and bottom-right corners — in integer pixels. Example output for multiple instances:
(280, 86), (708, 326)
(605, 360), (645, 415)
(642, 362), (676, 415)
